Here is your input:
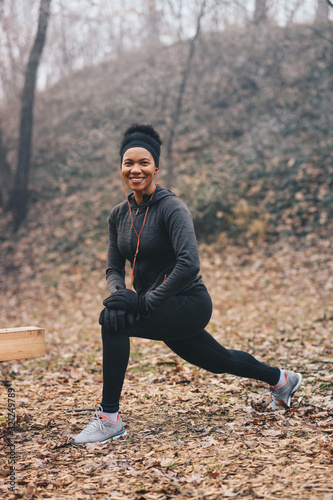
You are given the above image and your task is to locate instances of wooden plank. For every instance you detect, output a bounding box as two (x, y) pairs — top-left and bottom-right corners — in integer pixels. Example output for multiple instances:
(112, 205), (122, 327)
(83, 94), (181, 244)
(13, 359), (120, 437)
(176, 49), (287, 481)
(0, 326), (45, 361)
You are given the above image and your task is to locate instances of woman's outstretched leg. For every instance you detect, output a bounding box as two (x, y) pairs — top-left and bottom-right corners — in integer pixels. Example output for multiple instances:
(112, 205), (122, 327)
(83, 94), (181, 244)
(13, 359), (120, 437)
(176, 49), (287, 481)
(165, 329), (280, 386)
(165, 330), (301, 411)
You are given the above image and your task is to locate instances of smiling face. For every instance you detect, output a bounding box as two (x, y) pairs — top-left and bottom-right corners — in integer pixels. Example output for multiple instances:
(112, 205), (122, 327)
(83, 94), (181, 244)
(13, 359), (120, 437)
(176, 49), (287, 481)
(121, 147), (158, 205)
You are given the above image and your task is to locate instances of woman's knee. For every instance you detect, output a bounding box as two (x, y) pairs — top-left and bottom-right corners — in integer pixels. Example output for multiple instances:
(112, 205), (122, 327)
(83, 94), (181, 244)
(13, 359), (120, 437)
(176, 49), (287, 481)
(101, 324), (129, 341)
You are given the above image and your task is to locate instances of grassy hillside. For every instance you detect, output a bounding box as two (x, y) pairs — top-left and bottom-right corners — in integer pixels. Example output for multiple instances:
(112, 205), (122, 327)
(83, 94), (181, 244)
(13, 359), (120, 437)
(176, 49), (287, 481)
(1, 23), (332, 291)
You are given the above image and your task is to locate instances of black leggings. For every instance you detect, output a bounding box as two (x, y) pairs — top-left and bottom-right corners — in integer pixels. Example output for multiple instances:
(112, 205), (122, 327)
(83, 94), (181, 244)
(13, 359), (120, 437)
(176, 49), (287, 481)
(101, 289), (280, 412)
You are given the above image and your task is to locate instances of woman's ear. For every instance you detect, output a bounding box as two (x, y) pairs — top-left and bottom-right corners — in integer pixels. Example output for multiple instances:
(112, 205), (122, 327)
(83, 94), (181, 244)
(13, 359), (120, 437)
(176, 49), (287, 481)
(155, 167), (159, 173)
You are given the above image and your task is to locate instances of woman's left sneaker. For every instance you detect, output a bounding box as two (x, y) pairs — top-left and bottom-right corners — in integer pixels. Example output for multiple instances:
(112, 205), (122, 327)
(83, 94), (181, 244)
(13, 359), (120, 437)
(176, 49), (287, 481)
(267, 369), (302, 410)
(71, 407), (126, 445)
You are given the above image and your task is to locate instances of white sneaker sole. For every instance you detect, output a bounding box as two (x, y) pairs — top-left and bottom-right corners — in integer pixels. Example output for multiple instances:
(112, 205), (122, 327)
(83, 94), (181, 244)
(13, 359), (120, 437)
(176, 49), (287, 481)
(100, 429), (127, 444)
(71, 429), (127, 445)
(286, 373), (302, 407)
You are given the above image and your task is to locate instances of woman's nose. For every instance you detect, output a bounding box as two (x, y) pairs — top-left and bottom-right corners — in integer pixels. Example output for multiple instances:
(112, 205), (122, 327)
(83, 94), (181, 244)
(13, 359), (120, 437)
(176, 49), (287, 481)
(130, 163), (141, 172)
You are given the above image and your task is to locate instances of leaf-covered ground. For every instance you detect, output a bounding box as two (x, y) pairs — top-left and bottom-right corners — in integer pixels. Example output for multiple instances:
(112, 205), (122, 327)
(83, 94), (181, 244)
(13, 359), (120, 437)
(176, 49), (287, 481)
(1, 242), (332, 499)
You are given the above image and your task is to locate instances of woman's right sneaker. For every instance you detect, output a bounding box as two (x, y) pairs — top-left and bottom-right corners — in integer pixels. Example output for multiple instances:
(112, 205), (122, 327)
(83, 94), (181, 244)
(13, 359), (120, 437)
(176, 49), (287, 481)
(71, 406), (126, 445)
(267, 369), (302, 410)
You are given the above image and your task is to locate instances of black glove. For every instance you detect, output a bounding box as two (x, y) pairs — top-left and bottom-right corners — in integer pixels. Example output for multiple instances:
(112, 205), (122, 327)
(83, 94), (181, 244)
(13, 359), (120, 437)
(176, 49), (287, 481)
(103, 289), (147, 319)
(99, 308), (134, 332)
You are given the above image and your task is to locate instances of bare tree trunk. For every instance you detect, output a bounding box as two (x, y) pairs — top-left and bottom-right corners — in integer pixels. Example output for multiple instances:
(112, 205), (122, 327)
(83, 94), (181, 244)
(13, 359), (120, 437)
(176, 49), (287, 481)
(253, 0), (267, 25)
(144, 0), (161, 48)
(0, 125), (12, 209)
(315, 0), (329, 22)
(9, 0), (51, 231)
(166, 0), (206, 187)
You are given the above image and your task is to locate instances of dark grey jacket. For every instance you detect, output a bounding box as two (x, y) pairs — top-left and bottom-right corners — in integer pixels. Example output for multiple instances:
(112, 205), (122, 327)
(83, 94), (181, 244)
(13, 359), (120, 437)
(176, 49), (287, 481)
(106, 185), (205, 311)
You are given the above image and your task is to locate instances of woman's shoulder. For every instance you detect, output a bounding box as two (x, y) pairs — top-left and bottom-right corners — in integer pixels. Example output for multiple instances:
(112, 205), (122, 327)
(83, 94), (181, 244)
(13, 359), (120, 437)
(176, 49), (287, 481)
(109, 199), (129, 221)
(154, 186), (188, 209)
(154, 187), (192, 223)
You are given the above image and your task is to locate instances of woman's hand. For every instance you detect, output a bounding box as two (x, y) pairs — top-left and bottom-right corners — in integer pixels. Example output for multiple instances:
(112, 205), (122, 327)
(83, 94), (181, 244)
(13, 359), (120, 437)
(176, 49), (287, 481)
(103, 290), (147, 318)
(99, 308), (134, 332)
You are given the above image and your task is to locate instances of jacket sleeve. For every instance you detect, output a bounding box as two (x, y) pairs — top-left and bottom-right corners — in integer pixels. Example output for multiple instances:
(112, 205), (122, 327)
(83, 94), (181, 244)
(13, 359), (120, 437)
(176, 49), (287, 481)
(106, 208), (127, 293)
(146, 198), (200, 311)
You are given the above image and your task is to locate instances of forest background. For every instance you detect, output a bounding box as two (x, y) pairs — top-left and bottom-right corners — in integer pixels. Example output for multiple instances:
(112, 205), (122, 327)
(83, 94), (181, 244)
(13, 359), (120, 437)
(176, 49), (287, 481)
(0, 1), (332, 499)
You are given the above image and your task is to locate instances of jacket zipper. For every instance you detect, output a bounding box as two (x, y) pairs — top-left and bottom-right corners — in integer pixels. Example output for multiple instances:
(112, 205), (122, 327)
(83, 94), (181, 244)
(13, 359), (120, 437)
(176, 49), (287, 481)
(131, 207), (140, 284)
(131, 207), (140, 247)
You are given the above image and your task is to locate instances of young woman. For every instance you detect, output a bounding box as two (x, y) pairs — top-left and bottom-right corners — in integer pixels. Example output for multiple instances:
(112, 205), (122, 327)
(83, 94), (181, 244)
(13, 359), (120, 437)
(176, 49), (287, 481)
(72, 123), (302, 445)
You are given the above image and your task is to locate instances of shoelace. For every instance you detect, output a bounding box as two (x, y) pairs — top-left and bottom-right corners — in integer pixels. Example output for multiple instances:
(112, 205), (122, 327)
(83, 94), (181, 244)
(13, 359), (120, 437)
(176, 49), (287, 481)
(260, 386), (274, 397)
(83, 408), (107, 435)
(259, 386), (278, 405)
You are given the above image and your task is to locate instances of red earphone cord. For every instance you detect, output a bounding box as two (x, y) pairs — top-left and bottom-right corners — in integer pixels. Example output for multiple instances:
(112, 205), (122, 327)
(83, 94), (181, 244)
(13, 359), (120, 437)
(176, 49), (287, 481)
(120, 171), (159, 290)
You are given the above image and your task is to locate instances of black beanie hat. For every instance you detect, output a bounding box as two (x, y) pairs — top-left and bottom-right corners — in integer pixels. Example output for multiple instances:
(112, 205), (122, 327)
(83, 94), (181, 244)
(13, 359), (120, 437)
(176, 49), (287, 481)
(120, 124), (162, 167)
